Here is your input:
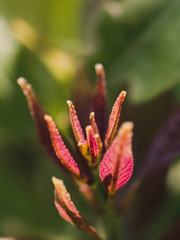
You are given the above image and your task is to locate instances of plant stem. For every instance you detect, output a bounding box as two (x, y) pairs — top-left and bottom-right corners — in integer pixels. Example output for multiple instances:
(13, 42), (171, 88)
(101, 196), (122, 240)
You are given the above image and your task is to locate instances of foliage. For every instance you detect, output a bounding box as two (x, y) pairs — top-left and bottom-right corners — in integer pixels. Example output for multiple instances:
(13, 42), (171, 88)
(0, 0), (180, 239)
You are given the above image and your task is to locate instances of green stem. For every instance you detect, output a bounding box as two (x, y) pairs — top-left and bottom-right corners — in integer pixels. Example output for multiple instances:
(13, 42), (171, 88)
(101, 197), (122, 240)
(89, 170), (122, 240)
(91, 167), (107, 209)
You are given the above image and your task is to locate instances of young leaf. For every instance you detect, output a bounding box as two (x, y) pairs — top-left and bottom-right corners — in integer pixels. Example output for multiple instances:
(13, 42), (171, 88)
(91, 64), (108, 141)
(99, 122), (134, 195)
(90, 112), (100, 138)
(67, 100), (85, 143)
(105, 91), (126, 149)
(90, 112), (103, 154)
(85, 125), (99, 166)
(44, 115), (81, 178)
(52, 177), (102, 240)
(67, 100), (88, 157)
(17, 78), (65, 170)
(54, 198), (73, 224)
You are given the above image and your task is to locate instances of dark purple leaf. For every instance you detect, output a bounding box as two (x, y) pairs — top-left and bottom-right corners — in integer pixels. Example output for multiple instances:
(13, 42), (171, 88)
(142, 107), (180, 177)
(17, 78), (67, 171)
(91, 64), (108, 141)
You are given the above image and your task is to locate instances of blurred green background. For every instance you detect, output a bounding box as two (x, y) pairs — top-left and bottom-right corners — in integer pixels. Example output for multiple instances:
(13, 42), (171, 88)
(0, 0), (180, 239)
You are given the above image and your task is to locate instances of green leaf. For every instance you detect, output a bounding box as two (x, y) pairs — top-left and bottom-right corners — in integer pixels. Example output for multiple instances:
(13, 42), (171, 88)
(0, 19), (20, 100)
(97, 0), (180, 103)
(0, 0), (84, 40)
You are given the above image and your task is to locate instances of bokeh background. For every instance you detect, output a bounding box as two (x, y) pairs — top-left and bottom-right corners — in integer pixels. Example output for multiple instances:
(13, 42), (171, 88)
(0, 0), (180, 239)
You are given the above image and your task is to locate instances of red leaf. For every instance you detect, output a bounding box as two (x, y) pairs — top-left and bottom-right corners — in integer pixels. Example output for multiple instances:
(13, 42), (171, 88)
(90, 112), (103, 154)
(17, 78), (65, 170)
(52, 177), (102, 240)
(85, 125), (99, 166)
(99, 122), (134, 195)
(44, 115), (81, 177)
(91, 64), (108, 141)
(54, 199), (73, 224)
(67, 100), (88, 157)
(105, 91), (126, 149)
(67, 100), (85, 143)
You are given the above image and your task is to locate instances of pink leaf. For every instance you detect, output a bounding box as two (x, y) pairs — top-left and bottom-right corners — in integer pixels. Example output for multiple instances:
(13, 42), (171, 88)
(54, 198), (73, 224)
(67, 100), (88, 157)
(90, 112), (103, 154)
(105, 91), (126, 149)
(52, 177), (102, 240)
(44, 115), (81, 177)
(99, 122), (134, 195)
(85, 125), (99, 166)
(89, 112), (101, 137)
(67, 100), (85, 143)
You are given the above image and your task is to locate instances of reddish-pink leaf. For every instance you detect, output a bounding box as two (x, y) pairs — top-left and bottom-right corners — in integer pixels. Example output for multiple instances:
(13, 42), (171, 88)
(91, 64), (108, 141)
(85, 125), (99, 166)
(17, 78), (65, 170)
(105, 91), (126, 149)
(90, 112), (103, 154)
(52, 177), (102, 240)
(99, 122), (134, 195)
(67, 100), (85, 143)
(44, 115), (81, 177)
(54, 198), (73, 224)
(67, 100), (88, 157)
(89, 112), (100, 137)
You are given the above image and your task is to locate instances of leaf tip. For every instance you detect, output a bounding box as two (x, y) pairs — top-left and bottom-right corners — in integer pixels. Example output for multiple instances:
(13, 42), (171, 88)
(85, 125), (92, 132)
(67, 100), (72, 107)
(17, 77), (27, 88)
(52, 176), (57, 185)
(121, 90), (127, 99)
(52, 176), (62, 187)
(17, 77), (32, 96)
(95, 63), (104, 74)
(44, 114), (52, 122)
(119, 121), (134, 134)
(89, 111), (95, 120)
